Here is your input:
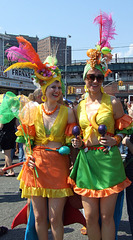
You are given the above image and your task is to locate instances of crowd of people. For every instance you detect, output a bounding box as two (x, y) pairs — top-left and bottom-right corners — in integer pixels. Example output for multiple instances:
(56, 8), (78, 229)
(0, 12), (133, 240)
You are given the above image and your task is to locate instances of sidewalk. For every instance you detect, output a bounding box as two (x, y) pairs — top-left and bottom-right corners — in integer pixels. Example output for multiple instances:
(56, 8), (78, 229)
(0, 151), (132, 239)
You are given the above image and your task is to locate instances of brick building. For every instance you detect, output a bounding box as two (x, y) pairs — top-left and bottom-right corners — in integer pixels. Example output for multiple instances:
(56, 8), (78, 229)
(37, 36), (71, 65)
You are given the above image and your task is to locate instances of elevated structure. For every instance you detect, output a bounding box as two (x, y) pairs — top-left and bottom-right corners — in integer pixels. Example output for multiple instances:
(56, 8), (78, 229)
(59, 57), (133, 100)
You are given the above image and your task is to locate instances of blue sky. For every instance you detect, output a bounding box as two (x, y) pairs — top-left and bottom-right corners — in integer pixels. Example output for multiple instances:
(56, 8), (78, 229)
(1, 0), (133, 61)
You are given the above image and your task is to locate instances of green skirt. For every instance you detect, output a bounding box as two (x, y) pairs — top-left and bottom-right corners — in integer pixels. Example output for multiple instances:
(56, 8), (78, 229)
(68, 146), (131, 198)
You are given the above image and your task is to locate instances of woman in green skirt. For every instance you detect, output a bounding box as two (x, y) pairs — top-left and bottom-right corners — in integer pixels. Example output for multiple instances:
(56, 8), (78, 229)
(68, 12), (132, 240)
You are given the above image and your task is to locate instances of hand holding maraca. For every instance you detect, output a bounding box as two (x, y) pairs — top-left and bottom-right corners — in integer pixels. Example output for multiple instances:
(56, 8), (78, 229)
(71, 126), (82, 148)
(98, 124), (117, 153)
(98, 124), (110, 153)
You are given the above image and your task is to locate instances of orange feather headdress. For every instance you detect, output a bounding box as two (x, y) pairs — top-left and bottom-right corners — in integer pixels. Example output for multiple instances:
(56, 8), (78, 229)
(4, 36), (64, 97)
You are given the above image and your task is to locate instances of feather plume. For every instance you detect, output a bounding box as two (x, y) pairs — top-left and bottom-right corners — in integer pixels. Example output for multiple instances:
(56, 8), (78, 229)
(94, 12), (116, 49)
(4, 62), (38, 73)
(5, 46), (32, 62)
(5, 36), (44, 70)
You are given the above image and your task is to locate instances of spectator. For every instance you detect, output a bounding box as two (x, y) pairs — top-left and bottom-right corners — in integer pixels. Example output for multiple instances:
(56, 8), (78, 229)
(127, 102), (133, 119)
(0, 118), (17, 177)
(122, 134), (133, 238)
(0, 170), (8, 236)
(16, 89), (43, 164)
(123, 98), (128, 114)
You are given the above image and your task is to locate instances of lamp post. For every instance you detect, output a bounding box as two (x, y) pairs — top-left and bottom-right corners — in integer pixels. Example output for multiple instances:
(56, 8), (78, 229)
(65, 35), (71, 99)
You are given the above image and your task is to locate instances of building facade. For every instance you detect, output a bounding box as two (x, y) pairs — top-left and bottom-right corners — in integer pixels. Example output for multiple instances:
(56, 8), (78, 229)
(0, 65), (36, 96)
(4, 32), (39, 52)
(0, 33), (10, 66)
(37, 36), (71, 65)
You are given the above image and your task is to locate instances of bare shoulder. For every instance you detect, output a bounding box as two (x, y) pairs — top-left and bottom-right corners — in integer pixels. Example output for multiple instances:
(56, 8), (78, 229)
(110, 95), (120, 104)
(110, 95), (125, 119)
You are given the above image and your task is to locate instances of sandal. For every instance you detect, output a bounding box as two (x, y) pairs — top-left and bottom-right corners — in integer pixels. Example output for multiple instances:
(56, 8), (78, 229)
(0, 226), (8, 236)
(5, 172), (15, 177)
(80, 226), (87, 235)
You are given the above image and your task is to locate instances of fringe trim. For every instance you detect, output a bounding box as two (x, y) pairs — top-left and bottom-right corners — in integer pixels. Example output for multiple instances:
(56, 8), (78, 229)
(19, 179), (74, 199)
(67, 177), (131, 198)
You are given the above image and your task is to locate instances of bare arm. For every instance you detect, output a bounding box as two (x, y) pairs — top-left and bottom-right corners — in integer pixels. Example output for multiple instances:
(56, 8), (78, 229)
(122, 137), (133, 154)
(111, 96), (125, 120)
(67, 107), (76, 124)
(0, 123), (3, 130)
(99, 97), (125, 147)
(73, 104), (79, 125)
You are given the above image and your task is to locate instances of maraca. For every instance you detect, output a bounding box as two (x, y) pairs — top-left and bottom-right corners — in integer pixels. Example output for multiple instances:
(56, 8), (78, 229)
(98, 124), (110, 153)
(58, 146), (70, 155)
(98, 124), (107, 136)
(72, 126), (80, 138)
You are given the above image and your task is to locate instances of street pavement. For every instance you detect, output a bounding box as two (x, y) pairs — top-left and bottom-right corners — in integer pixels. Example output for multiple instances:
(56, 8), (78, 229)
(0, 151), (132, 240)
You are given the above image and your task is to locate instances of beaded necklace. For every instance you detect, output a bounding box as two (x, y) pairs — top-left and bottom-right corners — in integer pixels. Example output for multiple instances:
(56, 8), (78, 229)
(42, 104), (58, 115)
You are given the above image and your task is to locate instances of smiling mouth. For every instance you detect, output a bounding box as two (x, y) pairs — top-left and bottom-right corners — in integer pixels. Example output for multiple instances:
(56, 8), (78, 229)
(91, 84), (99, 87)
(53, 94), (59, 97)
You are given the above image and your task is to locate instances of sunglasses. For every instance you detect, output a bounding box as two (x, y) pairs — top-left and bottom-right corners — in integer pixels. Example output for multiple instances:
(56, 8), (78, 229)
(86, 74), (104, 82)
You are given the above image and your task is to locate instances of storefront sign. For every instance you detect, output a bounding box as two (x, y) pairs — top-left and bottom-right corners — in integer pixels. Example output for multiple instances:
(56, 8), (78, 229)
(128, 85), (133, 90)
(0, 66), (32, 81)
(118, 85), (126, 91)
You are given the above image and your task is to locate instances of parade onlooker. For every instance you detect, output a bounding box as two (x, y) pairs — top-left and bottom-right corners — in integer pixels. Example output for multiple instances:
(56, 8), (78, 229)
(0, 118), (17, 176)
(16, 89), (43, 164)
(0, 226), (8, 237)
(127, 102), (133, 119)
(122, 134), (133, 238)
(123, 98), (128, 114)
(0, 170), (8, 236)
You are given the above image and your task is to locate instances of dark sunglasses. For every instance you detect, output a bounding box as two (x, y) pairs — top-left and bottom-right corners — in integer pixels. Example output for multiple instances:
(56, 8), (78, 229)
(86, 74), (104, 82)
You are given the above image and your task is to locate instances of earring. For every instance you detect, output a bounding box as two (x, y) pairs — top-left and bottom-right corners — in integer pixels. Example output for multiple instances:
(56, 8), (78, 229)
(41, 95), (47, 102)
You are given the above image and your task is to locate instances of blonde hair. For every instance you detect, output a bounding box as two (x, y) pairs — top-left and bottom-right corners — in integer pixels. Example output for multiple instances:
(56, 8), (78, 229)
(28, 89), (42, 102)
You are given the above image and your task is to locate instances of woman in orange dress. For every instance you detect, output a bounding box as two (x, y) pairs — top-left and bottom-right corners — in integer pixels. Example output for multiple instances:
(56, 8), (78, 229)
(4, 37), (76, 240)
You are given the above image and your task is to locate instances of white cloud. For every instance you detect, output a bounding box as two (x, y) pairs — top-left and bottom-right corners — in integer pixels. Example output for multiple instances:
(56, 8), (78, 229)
(113, 44), (133, 58)
(124, 44), (133, 57)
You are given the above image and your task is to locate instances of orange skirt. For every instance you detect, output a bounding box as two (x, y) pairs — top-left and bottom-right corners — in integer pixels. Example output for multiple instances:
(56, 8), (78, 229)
(18, 146), (73, 198)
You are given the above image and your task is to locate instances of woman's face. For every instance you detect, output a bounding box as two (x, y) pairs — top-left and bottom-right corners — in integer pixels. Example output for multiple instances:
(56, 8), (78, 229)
(46, 81), (62, 102)
(85, 68), (104, 94)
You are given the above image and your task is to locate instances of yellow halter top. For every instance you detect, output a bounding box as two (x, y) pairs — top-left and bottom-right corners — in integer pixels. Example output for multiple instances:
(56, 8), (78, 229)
(34, 104), (68, 145)
(77, 93), (115, 142)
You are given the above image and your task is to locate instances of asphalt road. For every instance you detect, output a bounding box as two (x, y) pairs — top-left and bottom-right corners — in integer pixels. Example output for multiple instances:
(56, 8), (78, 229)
(0, 151), (132, 240)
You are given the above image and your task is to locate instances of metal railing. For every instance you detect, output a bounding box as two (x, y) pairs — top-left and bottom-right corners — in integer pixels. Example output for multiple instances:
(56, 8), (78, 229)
(71, 57), (133, 65)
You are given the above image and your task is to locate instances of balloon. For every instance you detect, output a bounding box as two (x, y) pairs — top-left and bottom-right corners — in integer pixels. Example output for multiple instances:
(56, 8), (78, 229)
(72, 126), (80, 138)
(58, 146), (70, 155)
(101, 47), (111, 55)
(98, 125), (107, 136)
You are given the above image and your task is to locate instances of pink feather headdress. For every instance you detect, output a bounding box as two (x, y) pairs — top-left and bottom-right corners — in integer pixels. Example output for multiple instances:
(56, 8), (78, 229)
(94, 11), (116, 49)
(85, 11), (116, 77)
